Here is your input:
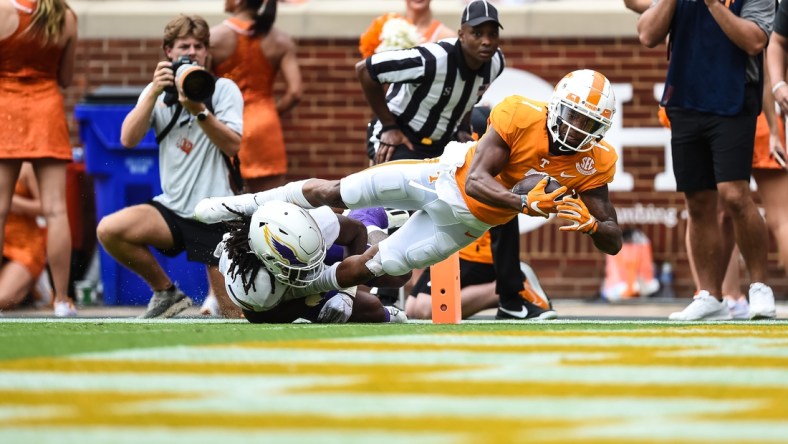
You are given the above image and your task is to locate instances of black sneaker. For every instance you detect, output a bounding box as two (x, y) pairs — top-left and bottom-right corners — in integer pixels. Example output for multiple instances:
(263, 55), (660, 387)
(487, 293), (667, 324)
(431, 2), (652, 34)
(496, 299), (558, 320)
(372, 287), (401, 306)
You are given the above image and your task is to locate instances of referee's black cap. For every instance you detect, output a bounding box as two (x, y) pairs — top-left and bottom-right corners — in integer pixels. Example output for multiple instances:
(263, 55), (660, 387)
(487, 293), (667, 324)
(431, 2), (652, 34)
(462, 0), (503, 29)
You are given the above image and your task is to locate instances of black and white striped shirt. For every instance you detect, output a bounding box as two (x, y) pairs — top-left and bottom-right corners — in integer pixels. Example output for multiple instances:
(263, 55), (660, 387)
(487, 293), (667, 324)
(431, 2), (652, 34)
(366, 38), (505, 155)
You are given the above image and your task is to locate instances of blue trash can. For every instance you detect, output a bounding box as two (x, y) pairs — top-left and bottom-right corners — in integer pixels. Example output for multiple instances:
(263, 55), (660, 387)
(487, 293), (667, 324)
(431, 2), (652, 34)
(75, 86), (209, 306)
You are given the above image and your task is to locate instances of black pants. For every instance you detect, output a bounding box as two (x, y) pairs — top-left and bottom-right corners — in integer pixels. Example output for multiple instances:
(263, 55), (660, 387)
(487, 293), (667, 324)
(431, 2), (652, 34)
(490, 217), (525, 308)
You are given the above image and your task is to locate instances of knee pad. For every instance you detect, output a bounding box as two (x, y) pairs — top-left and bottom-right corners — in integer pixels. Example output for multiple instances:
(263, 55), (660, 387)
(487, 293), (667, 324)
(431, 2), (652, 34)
(340, 169), (416, 208)
(381, 232), (459, 276)
(316, 290), (354, 324)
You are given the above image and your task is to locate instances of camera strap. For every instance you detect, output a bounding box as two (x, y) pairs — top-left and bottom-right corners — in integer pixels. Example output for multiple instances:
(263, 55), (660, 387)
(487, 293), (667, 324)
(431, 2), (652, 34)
(155, 103), (184, 144)
(155, 101), (245, 195)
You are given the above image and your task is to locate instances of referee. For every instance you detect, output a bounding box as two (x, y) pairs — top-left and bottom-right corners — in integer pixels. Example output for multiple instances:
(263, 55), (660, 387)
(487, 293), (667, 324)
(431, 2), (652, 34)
(356, 0), (505, 164)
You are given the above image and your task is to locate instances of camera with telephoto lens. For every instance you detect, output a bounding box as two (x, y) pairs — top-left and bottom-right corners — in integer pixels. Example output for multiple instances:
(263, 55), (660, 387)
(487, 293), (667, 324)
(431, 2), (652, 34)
(162, 55), (216, 106)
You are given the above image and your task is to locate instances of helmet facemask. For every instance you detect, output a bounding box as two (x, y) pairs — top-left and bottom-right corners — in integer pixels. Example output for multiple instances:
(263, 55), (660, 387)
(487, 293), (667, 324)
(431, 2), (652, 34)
(251, 238), (326, 288)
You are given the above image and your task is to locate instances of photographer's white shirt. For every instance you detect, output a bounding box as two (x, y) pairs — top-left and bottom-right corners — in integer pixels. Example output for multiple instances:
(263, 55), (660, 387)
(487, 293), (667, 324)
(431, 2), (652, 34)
(138, 77), (243, 218)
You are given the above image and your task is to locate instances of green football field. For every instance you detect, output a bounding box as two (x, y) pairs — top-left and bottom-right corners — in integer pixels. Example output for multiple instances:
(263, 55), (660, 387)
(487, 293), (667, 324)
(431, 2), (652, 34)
(1, 320), (786, 443)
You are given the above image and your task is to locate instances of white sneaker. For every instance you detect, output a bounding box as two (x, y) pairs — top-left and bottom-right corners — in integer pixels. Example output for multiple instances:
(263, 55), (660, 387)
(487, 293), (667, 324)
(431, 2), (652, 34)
(724, 297), (750, 320)
(668, 291), (732, 321)
(199, 294), (221, 317)
(385, 306), (408, 323)
(194, 195), (258, 224)
(748, 282), (776, 320)
(54, 300), (78, 318)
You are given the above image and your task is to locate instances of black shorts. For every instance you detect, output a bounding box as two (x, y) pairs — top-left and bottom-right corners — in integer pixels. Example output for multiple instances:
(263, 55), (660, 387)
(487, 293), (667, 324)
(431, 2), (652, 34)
(668, 83), (760, 192)
(409, 259), (495, 297)
(149, 200), (224, 266)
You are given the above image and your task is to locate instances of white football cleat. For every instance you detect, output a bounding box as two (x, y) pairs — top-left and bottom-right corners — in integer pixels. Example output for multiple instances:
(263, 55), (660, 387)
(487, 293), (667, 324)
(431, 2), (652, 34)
(669, 291), (731, 321)
(385, 306), (408, 323)
(194, 195), (259, 224)
(748, 283), (776, 320)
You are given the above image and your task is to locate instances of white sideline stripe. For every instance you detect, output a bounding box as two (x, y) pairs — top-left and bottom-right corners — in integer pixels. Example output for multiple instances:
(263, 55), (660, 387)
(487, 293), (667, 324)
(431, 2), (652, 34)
(140, 395), (750, 421)
(347, 333), (787, 352)
(0, 428), (453, 444)
(577, 419), (788, 442)
(0, 370), (754, 420)
(0, 372), (350, 393)
(5, 352), (788, 388)
(78, 347), (603, 364)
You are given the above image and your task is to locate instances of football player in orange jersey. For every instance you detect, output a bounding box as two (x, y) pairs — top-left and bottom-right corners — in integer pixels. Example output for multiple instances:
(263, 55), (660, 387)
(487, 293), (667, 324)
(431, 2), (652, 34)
(195, 69), (623, 297)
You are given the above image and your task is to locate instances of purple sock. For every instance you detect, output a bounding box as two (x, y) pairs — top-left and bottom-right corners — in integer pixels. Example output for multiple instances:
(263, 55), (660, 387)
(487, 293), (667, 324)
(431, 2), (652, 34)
(347, 207), (388, 229)
(325, 244), (347, 264)
(383, 306), (391, 322)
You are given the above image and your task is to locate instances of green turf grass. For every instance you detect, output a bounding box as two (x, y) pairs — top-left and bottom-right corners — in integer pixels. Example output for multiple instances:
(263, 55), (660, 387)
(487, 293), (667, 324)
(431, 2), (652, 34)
(1, 319), (779, 360)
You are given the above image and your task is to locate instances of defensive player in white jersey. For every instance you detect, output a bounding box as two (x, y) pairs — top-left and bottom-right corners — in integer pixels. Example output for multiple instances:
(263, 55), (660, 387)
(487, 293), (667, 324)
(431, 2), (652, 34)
(219, 201), (408, 323)
(198, 70), (624, 298)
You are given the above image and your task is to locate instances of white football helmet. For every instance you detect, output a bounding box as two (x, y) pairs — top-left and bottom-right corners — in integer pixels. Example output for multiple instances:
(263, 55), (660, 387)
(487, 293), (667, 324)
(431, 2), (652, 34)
(547, 69), (616, 152)
(248, 201), (326, 288)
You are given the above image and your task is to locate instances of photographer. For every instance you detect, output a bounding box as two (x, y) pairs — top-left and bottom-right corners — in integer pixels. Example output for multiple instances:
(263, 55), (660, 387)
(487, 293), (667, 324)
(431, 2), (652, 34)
(97, 14), (244, 319)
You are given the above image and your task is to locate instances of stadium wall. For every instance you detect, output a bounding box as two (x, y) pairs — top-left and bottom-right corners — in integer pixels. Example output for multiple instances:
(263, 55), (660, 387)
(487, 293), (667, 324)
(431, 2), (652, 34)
(63, 1), (787, 299)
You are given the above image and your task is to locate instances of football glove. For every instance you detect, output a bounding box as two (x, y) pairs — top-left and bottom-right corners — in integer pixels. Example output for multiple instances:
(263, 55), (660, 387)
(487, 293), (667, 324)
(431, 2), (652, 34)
(521, 178), (567, 218)
(557, 195), (598, 234)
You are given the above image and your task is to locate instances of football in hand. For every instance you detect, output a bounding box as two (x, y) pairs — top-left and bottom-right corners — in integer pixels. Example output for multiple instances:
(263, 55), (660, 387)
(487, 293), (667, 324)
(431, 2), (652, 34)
(511, 173), (564, 198)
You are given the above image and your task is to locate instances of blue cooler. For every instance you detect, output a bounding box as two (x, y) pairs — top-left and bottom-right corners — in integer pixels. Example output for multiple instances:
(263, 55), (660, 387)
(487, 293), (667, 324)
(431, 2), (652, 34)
(75, 86), (209, 306)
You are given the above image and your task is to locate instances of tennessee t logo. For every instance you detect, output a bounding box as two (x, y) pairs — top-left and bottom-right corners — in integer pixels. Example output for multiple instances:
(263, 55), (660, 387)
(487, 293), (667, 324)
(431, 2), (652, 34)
(428, 173), (440, 183)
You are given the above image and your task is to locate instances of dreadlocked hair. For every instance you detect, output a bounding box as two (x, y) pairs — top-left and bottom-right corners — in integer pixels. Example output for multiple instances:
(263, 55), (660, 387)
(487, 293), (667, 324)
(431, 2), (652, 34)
(223, 214), (264, 294)
(24, 0), (69, 46)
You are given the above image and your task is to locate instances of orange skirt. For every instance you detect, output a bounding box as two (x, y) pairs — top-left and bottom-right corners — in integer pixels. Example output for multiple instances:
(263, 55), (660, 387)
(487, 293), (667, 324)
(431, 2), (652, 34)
(0, 77), (71, 159)
(238, 96), (287, 179)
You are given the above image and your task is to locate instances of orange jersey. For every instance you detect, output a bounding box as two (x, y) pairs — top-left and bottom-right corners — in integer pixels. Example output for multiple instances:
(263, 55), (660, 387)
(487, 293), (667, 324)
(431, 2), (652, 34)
(455, 95), (618, 226)
(458, 230), (493, 264)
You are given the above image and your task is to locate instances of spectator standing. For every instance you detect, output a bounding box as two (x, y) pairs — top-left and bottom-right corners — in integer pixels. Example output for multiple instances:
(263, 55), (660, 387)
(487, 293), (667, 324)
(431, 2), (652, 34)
(638, 0), (776, 320)
(403, 0), (456, 43)
(0, 0), (77, 317)
(0, 163), (47, 311)
(211, 0), (302, 193)
(359, 0), (456, 59)
(96, 15), (244, 319)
